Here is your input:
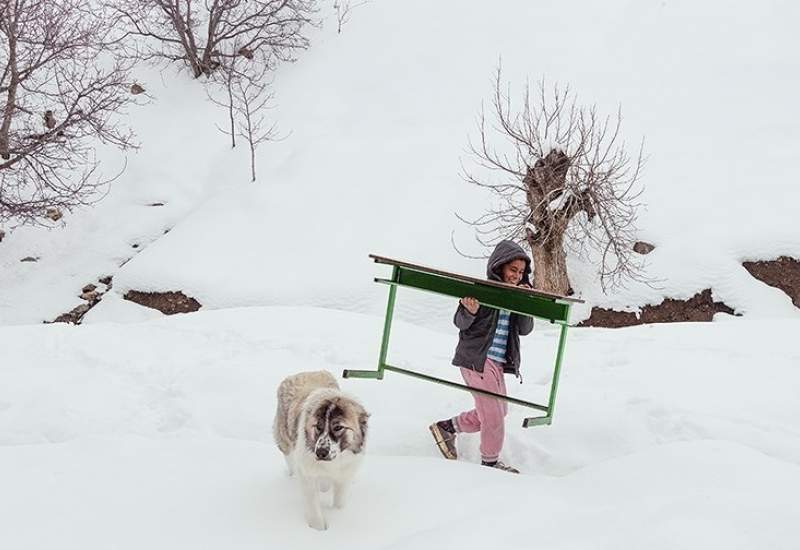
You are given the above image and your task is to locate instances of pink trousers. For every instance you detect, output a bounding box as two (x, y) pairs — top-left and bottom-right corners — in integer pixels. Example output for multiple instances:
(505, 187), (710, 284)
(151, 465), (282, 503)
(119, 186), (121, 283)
(453, 358), (508, 462)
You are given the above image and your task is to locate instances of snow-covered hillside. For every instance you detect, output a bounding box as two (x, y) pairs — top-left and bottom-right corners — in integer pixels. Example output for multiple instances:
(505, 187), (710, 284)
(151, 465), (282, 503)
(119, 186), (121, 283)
(1, 0), (799, 328)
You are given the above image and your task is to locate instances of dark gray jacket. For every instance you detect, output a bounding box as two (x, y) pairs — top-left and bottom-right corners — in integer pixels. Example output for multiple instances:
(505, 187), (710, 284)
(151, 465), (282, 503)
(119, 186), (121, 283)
(451, 240), (534, 378)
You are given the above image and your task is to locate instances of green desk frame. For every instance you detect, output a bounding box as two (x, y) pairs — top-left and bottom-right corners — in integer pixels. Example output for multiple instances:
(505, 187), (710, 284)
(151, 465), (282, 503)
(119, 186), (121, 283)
(343, 255), (583, 428)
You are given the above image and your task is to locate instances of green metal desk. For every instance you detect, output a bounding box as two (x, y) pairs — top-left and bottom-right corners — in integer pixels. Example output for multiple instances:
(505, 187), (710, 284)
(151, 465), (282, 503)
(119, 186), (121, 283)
(343, 254), (583, 428)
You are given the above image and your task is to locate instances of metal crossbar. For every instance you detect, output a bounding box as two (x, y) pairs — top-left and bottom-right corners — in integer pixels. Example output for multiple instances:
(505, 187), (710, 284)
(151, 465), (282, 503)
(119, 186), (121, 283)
(342, 255), (580, 428)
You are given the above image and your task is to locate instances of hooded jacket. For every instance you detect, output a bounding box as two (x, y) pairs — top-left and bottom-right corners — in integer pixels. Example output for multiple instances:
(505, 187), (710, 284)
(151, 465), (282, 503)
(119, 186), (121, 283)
(451, 240), (535, 377)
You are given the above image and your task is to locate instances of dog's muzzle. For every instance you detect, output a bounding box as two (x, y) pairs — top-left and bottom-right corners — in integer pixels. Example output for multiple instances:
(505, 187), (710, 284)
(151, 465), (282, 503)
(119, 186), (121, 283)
(315, 446), (332, 461)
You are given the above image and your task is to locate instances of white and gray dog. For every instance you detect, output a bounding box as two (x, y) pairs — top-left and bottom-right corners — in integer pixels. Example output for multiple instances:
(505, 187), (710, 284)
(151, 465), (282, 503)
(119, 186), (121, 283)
(273, 370), (369, 531)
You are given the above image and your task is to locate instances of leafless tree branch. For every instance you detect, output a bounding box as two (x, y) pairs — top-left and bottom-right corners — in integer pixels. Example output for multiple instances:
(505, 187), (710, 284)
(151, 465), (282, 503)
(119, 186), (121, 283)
(458, 65), (647, 294)
(208, 56), (283, 182)
(0, 0), (140, 226)
(108, 0), (318, 79)
(333, 0), (367, 34)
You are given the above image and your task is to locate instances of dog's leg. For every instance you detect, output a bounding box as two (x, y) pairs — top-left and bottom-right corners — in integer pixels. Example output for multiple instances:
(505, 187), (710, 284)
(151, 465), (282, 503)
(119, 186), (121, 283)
(333, 480), (348, 509)
(284, 454), (294, 477)
(302, 477), (327, 531)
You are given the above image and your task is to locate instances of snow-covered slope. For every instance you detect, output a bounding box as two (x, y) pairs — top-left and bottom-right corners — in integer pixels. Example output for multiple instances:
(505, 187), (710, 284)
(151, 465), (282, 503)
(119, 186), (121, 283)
(1, 0), (799, 328)
(0, 76), (251, 325)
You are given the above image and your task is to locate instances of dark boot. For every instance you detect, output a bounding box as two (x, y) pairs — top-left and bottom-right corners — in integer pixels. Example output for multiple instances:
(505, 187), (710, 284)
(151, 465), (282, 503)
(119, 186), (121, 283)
(429, 419), (457, 460)
(482, 460), (520, 474)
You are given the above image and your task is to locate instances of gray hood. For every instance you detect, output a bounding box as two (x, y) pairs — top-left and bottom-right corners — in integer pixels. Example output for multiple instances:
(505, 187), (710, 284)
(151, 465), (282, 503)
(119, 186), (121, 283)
(486, 240), (532, 285)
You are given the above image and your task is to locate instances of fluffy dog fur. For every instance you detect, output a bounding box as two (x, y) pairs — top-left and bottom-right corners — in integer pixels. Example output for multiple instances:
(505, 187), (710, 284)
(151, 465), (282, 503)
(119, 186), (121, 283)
(273, 370), (369, 531)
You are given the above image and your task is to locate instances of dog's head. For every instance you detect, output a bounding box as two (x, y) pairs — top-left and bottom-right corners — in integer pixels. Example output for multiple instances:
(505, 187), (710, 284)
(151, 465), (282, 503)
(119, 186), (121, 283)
(305, 395), (369, 461)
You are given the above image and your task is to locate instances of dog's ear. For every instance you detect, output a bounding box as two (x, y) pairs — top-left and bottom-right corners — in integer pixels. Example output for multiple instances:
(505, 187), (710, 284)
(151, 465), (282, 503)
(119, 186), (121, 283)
(345, 410), (368, 453)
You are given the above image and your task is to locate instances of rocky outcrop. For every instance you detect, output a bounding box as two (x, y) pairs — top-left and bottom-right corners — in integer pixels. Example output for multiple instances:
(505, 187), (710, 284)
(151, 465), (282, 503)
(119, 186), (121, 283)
(50, 277), (113, 324)
(45, 207), (63, 221)
(633, 241), (655, 255)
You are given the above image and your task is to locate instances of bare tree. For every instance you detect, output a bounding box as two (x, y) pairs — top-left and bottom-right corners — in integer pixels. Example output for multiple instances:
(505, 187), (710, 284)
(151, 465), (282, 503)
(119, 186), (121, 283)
(459, 67), (646, 294)
(333, 0), (368, 34)
(234, 76), (281, 183)
(209, 59), (281, 182)
(110, 0), (318, 79)
(0, 0), (139, 226)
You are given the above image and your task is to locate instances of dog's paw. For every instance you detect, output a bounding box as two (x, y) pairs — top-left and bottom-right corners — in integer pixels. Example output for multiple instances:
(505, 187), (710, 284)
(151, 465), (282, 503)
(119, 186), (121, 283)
(333, 483), (348, 509)
(283, 455), (295, 476)
(306, 515), (328, 531)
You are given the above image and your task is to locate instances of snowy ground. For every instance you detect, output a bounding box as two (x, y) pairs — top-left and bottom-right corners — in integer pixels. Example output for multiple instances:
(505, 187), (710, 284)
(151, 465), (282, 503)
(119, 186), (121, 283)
(2, 307), (799, 548)
(1, 0), (799, 548)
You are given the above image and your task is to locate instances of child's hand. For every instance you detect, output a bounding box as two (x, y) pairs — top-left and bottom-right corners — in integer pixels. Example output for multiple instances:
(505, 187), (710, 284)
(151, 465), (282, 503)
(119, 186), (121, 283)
(460, 297), (479, 314)
(518, 282), (532, 289)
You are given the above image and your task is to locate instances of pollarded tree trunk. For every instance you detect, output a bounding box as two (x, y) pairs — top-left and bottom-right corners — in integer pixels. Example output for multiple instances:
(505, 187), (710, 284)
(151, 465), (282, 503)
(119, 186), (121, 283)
(524, 149), (575, 295)
(528, 237), (571, 295)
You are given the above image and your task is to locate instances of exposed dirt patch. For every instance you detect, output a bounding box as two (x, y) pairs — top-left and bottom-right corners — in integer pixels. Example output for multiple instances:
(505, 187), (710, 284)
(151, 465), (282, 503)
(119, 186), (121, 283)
(124, 290), (201, 315)
(742, 256), (800, 309)
(579, 289), (736, 328)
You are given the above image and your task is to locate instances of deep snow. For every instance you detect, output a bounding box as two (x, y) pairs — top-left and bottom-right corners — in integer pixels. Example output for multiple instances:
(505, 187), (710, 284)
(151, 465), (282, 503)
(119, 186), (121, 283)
(1, 308), (799, 548)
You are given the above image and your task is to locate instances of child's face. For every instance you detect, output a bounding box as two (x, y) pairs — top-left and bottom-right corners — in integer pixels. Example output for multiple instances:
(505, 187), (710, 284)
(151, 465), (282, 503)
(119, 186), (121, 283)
(501, 259), (526, 285)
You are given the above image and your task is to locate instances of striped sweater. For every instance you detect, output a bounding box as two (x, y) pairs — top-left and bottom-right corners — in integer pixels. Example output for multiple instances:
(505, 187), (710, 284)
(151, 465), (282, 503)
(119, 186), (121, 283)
(486, 310), (511, 363)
